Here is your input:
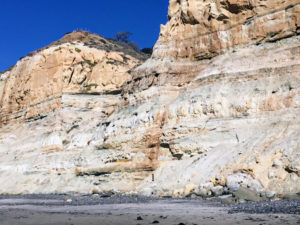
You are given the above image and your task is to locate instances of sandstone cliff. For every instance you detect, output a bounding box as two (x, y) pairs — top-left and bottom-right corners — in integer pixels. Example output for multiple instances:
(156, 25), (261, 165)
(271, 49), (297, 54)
(0, 1), (299, 198)
(0, 31), (147, 125)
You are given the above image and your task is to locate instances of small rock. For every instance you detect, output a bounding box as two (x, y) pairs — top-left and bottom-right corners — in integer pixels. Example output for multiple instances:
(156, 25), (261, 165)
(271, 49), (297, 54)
(197, 187), (208, 197)
(223, 187), (229, 194)
(184, 183), (196, 196)
(65, 198), (72, 203)
(160, 194), (172, 198)
(283, 193), (300, 200)
(233, 187), (262, 202)
(152, 220), (159, 224)
(259, 192), (268, 201)
(186, 192), (198, 198)
(196, 182), (214, 197)
(128, 191), (138, 196)
(151, 185), (158, 196)
(202, 182), (214, 190)
(226, 173), (263, 192)
(92, 187), (101, 195)
(219, 195), (236, 204)
(219, 194), (233, 199)
(211, 185), (224, 197)
(227, 183), (240, 192)
(137, 216), (143, 221)
(265, 191), (275, 199)
(272, 159), (282, 168)
(100, 191), (114, 198)
(173, 188), (184, 198)
(238, 199), (246, 203)
(214, 176), (226, 186)
(142, 188), (153, 196)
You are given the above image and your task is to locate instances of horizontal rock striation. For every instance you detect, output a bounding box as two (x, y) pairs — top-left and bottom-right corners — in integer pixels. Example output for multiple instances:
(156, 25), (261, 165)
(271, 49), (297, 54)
(0, 31), (146, 126)
(0, 31), (151, 194)
(127, 1), (300, 92)
(114, 0), (300, 196)
(110, 35), (300, 196)
(0, 1), (299, 197)
(158, 0), (300, 61)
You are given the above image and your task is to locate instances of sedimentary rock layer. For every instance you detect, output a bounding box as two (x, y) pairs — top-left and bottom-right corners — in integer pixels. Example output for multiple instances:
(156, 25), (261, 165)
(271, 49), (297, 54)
(0, 31), (146, 125)
(158, 0), (300, 61)
(0, 1), (299, 197)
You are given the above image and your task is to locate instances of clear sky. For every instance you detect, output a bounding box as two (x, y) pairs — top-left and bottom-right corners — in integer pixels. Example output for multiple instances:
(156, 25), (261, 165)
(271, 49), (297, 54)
(0, 0), (170, 71)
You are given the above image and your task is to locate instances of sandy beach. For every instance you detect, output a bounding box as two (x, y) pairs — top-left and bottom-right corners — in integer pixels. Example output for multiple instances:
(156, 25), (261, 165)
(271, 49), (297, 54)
(0, 195), (299, 225)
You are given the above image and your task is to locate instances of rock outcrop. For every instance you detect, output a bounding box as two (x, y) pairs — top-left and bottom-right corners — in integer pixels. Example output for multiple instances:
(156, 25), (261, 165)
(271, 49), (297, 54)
(0, 31), (150, 193)
(0, 1), (299, 198)
(0, 31), (147, 125)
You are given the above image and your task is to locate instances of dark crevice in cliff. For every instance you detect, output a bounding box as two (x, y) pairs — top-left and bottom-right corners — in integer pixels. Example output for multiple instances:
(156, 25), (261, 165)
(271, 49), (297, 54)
(76, 171), (111, 177)
(25, 114), (48, 123)
(68, 90), (122, 96)
(180, 11), (200, 25)
(68, 69), (75, 84)
(160, 143), (170, 149)
(103, 90), (122, 95)
(221, 1), (254, 14)
(160, 142), (183, 160)
(267, 33), (297, 43)
(171, 152), (184, 160)
(98, 121), (111, 127)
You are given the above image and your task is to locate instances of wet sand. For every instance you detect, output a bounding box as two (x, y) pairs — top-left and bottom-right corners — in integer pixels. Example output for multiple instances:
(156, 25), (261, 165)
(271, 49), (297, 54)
(0, 195), (299, 225)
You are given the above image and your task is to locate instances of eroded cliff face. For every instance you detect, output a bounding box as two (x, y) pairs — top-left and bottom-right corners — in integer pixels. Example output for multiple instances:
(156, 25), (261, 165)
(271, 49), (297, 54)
(160, 0), (300, 60)
(0, 31), (146, 125)
(128, 0), (300, 91)
(0, 31), (151, 193)
(0, 1), (299, 198)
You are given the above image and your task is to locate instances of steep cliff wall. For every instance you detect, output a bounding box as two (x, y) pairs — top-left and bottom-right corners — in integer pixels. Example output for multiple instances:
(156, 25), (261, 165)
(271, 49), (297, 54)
(0, 1), (299, 198)
(159, 0), (300, 61)
(0, 31), (151, 194)
(0, 31), (146, 126)
(107, 0), (300, 196)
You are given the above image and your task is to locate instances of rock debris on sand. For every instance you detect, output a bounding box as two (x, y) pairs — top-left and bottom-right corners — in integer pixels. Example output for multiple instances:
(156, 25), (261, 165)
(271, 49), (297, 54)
(0, 195), (299, 225)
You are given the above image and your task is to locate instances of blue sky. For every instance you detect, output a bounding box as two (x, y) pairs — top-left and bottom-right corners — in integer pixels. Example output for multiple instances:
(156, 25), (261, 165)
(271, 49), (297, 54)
(0, 0), (170, 71)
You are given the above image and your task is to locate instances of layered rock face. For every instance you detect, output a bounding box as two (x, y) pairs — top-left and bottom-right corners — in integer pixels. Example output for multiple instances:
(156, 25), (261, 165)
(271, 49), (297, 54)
(159, 0), (300, 61)
(0, 31), (150, 193)
(0, 1), (299, 197)
(0, 31), (146, 125)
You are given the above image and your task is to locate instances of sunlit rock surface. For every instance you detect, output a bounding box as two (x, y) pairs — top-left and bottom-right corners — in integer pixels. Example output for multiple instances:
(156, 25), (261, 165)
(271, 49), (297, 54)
(0, 1), (299, 196)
